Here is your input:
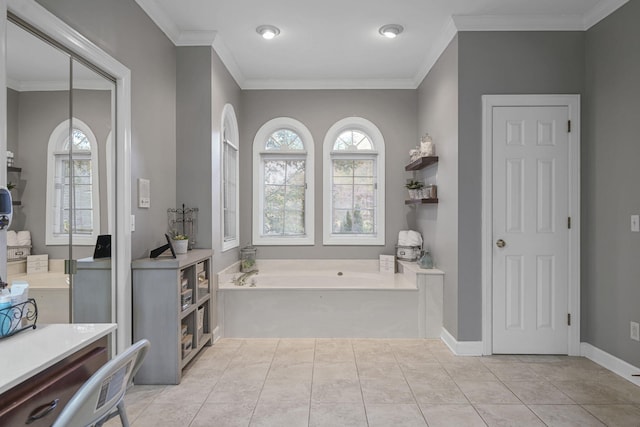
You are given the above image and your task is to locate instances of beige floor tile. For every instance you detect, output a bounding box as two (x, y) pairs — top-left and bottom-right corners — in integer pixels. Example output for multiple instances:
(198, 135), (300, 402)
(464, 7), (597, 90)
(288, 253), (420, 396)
(267, 361), (313, 380)
(130, 401), (201, 427)
(582, 404), (640, 427)
(311, 377), (363, 403)
(360, 377), (415, 404)
(528, 404), (606, 426)
(207, 377), (264, 404)
(356, 361), (404, 378)
(411, 384), (469, 404)
(313, 361), (358, 380)
(443, 362), (499, 381)
(249, 401), (309, 427)
(309, 402), (367, 427)
(119, 339), (640, 426)
(401, 363), (452, 382)
(503, 380), (574, 404)
(190, 401), (256, 427)
(552, 380), (630, 404)
(365, 403), (427, 427)
(484, 362), (543, 381)
(455, 380), (520, 404)
(475, 404), (545, 427)
(259, 377), (312, 403)
(420, 404), (487, 427)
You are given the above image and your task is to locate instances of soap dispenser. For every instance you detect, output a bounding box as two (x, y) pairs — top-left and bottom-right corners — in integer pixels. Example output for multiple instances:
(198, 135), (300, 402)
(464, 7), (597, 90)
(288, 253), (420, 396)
(417, 250), (434, 269)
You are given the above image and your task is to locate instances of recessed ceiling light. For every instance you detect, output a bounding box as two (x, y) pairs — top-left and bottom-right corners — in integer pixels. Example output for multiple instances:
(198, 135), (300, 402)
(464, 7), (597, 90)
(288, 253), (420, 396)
(256, 25), (280, 40)
(379, 24), (404, 39)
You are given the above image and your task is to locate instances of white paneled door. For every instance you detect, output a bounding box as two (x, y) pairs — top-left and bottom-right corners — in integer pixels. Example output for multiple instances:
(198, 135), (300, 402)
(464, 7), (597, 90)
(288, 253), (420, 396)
(492, 106), (570, 354)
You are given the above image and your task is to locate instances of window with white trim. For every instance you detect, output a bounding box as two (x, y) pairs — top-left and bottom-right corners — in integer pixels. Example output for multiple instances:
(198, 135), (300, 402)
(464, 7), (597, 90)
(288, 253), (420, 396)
(253, 118), (314, 245)
(323, 117), (385, 245)
(46, 118), (100, 245)
(221, 104), (239, 251)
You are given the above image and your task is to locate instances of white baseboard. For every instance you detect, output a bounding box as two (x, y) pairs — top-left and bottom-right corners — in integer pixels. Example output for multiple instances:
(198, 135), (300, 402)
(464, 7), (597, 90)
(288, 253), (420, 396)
(212, 326), (221, 343)
(581, 342), (640, 386)
(441, 327), (483, 356)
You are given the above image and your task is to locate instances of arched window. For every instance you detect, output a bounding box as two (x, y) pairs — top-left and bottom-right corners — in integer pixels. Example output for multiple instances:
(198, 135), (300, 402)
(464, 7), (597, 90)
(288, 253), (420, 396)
(221, 104), (239, 251)
(46, 118), (100, 245)
(253, 117), (314, 245)
(323, 117), (385, 245)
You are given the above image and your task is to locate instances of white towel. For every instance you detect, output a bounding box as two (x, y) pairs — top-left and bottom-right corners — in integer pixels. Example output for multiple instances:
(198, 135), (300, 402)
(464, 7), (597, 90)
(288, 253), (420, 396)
(16, 230), (31, 246)
(398, 230), (422, 247)
(6, 230), (17, 246)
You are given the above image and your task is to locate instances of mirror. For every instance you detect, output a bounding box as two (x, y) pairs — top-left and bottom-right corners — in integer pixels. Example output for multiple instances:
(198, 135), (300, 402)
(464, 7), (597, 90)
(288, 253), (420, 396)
(6, 19), (115, 325)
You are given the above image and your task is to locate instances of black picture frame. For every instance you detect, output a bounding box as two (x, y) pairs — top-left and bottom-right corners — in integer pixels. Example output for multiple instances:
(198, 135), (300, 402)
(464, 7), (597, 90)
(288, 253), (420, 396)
(93, 235), (111, 259)
(150, 233), (176, 259)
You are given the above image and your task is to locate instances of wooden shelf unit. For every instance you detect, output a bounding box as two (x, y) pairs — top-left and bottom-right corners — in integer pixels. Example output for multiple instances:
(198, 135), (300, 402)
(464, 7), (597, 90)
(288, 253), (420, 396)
(132, 249), (213, 384)
(405, 198), (439, 205)
(405, 156), (438, 171)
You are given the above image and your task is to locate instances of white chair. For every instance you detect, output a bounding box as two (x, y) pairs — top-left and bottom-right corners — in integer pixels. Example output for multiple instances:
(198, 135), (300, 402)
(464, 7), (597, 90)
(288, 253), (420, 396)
(52, 339), (150, 427)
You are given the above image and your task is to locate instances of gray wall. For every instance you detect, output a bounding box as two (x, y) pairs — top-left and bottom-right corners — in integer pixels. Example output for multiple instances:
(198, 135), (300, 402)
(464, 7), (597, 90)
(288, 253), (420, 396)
(176, 46), (242, 332)
(11, 89), (111, 258)
(239, 90), (417, 259)
(455, 31), (585, 341)
(415, 36), (459, 337)
(7, 89), (18, 156)
(36, 0), (177, 260)
(583, 1), (640, 367)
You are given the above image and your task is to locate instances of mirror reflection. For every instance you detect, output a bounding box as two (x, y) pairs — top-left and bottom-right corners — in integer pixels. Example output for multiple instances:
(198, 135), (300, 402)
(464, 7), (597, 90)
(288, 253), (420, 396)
(6, 20), (115, 325)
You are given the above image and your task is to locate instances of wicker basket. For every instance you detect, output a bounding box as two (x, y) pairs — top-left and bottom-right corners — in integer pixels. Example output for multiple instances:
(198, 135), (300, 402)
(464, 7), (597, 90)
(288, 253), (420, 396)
(7, 245), (31, 261)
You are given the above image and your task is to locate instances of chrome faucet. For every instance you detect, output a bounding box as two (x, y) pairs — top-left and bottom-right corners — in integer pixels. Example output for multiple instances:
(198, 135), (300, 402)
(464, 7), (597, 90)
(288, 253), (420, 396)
(233, 270), (259, 287)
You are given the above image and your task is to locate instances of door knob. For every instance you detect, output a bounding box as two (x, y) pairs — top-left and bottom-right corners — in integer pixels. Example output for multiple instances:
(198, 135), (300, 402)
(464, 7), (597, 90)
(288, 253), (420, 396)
(496, 239), (506, 248)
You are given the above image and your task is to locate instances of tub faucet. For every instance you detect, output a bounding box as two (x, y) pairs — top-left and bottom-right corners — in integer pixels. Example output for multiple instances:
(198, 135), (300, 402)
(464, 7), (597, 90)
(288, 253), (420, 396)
(233, 270), (259, 287)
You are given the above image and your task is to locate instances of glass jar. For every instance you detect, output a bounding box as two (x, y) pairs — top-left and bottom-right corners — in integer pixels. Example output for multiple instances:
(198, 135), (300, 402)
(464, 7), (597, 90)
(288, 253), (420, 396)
(240, 246), (257, 272)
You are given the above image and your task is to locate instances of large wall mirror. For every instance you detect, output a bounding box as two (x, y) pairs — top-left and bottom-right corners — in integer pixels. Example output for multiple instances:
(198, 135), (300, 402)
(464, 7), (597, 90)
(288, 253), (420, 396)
(6, 17), (115, 325)
(2, 0), (132, 352)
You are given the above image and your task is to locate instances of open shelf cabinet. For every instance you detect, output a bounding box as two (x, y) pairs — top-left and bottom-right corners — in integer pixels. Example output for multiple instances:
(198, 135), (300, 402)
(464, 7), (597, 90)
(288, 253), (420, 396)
(132, 249), (213, 384)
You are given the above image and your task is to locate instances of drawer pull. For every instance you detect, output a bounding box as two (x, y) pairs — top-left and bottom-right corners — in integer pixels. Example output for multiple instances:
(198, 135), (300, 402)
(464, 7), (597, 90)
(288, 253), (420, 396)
(26, 399), (59, 424)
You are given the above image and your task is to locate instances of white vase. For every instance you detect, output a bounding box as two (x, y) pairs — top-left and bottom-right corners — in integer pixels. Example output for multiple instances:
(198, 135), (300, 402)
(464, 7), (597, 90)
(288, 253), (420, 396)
(173, 239), (188, 254)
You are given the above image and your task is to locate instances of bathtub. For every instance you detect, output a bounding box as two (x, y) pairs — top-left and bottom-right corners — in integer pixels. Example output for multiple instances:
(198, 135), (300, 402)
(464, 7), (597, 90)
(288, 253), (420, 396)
(217, 260), (444, 339)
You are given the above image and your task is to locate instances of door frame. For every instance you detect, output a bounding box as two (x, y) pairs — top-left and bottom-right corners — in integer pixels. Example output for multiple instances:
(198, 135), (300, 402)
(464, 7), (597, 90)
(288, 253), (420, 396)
(2, 0), (133, 353)
(481, 94), (580, 356)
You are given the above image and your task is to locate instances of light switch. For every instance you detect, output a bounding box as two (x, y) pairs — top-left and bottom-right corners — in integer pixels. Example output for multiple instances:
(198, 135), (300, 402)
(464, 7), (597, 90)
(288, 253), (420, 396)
(138, 178), (150, 208)
(631, 215), (639, 232)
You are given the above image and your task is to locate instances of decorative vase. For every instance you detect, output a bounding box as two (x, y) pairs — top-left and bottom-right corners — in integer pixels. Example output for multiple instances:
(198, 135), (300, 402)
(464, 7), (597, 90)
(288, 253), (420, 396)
(173, 239), (188, 254)
(408, 189), (417, 199)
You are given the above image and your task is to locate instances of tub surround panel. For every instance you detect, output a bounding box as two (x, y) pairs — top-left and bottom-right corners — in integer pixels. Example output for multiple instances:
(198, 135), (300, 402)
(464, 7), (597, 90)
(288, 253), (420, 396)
(218, 259), (443, 338)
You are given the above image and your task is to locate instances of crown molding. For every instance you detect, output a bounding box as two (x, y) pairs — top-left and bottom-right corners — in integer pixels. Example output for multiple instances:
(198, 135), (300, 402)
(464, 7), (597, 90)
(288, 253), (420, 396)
(241, 78), (416, 90)
(413, 16), (457, 88)
(211, 35), (246, 88)
(583, 0), (628, 29)
(135, 0), (181, 44)
(452, 14), (585, 31)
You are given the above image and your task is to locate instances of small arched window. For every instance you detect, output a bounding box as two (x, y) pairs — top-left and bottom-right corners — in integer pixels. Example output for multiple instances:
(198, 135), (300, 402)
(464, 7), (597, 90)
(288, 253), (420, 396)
(253, 118), (314, 245)
(221, 104), (239, 251)
(46, 118), (100, 245)
(323, 117), (385, 245)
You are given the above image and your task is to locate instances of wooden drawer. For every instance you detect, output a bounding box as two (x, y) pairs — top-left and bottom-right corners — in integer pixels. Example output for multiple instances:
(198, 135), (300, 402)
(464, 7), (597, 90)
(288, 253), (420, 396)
(0, 337), (108, 426)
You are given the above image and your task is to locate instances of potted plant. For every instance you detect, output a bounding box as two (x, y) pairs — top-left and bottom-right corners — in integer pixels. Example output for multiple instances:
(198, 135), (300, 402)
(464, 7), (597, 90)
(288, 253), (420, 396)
(405, 179), (424, 199)
(172, 233), (189, 254)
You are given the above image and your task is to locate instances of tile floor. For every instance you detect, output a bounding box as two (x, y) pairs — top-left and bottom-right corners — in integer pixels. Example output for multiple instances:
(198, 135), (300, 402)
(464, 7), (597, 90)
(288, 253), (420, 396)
(113, 339), (640, 426)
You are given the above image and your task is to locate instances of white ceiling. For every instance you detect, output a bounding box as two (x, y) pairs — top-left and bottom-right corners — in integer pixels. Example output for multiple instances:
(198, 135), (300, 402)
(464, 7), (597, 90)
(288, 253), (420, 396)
(135, 0), (627, 90)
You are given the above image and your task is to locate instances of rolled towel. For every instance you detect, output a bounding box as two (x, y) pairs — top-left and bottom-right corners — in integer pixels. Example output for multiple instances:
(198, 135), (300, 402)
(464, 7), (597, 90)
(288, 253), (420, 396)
(16, 230), (31, 246)
(398, 230), (423, 247)
(6, 230), (18, 246)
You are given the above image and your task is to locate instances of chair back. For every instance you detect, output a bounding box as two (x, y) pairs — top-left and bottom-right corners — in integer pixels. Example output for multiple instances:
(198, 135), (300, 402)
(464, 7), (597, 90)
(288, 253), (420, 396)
(52, 339), (150, 427)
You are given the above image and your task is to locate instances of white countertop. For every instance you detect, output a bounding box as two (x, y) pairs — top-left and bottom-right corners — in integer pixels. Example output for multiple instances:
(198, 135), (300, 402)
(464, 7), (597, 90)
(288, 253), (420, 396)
(0, 323), (116, 394)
